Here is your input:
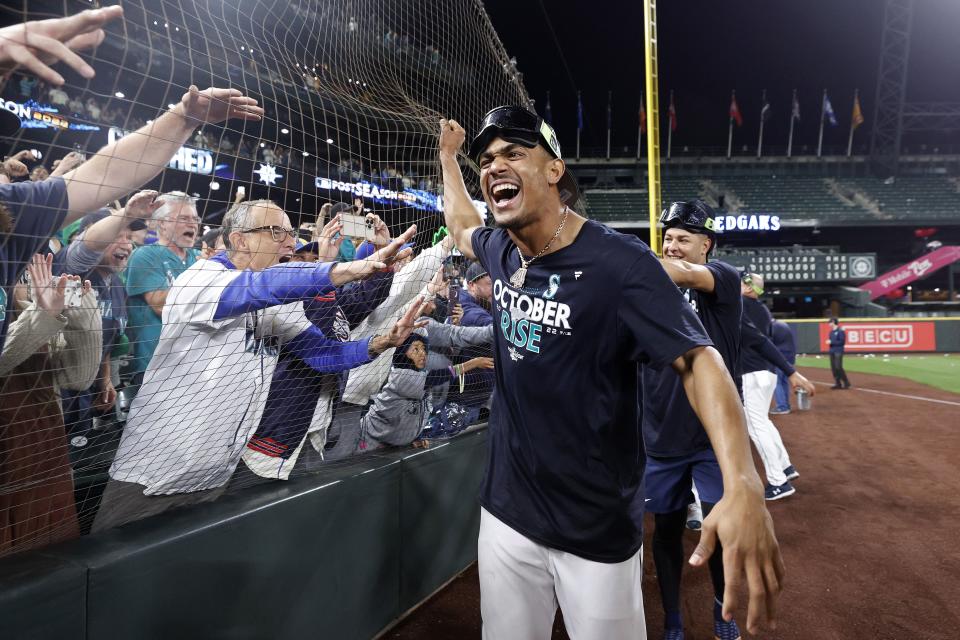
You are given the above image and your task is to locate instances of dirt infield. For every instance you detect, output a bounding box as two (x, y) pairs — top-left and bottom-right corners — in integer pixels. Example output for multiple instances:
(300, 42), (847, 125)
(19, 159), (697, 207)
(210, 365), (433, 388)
(387, 368), (960, 640)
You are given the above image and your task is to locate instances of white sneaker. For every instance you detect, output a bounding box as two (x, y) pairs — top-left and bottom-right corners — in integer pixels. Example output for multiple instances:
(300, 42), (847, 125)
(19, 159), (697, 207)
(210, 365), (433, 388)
(686, 501), (703, 530)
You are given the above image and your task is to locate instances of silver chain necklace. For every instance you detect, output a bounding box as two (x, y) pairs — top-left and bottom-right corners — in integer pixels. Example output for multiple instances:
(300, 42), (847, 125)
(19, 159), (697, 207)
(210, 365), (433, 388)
(509, 206), (569, 289)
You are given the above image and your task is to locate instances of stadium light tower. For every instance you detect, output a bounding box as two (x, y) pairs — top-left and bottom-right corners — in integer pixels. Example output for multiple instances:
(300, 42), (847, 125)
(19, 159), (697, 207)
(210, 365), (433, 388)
(869, 0), (914, 179)
(642, 0), (662, 255)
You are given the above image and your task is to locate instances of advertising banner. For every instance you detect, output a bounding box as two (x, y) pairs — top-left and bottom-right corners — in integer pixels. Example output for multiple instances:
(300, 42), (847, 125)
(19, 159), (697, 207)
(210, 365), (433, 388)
(818, 321), (937, 352)
(859, 246), (960, 300)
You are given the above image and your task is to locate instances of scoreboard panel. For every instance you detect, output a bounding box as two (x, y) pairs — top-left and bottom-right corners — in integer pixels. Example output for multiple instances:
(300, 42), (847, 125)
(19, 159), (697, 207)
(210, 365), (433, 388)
(715, 253), (877, 283)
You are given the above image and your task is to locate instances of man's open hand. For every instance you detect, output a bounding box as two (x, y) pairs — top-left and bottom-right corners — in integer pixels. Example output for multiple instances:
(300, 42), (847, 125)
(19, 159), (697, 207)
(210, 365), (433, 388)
(689, 483), (785, 635)
(175, 85), (264, 126)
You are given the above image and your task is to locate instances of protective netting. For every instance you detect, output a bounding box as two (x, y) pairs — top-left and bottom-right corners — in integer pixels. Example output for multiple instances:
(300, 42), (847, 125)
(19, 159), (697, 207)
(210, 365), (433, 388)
(0, 0), (526, 555)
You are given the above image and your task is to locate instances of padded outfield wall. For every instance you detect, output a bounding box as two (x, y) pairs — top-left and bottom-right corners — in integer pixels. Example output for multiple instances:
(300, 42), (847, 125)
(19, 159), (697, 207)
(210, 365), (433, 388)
(785, 317), (960, 354)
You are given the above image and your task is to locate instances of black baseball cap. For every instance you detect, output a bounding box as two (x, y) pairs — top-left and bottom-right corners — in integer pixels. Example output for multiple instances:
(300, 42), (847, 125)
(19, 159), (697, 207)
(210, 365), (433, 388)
(465, 261), (488, 284)
(468, 106), (580, 206)
(78, 208), (148, 233)
(0, 107), (21, 136)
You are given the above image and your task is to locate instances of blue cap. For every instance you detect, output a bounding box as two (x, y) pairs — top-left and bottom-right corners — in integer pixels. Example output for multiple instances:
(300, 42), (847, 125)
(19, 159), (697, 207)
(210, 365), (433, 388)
(355, 241), (414, 261)
(296, 240), (320, 254)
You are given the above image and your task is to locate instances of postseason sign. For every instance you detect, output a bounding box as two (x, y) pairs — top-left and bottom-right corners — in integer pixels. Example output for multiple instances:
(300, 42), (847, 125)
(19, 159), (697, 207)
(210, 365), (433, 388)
(719, 253), (877, 283)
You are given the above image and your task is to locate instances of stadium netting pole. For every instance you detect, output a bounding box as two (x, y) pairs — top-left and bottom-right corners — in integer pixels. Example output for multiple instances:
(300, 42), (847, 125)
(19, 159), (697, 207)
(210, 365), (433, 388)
(642, 0), (662, 255)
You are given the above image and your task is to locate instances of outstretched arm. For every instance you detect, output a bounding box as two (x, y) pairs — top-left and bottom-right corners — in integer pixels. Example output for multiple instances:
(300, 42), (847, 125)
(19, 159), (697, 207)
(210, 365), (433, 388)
(671, 345), (785, 635)
(61, 86), (263, 224)
(659, 257), (716, 293)
(438, 119), (482, 260)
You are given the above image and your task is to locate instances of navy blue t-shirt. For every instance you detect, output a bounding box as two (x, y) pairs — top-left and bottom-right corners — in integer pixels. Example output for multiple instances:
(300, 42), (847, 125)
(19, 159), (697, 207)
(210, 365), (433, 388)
(642, 260), (742, 458)
(472, 220), (712, 563)
(53, 241), (127, 358)
(0, 177), (69, 355)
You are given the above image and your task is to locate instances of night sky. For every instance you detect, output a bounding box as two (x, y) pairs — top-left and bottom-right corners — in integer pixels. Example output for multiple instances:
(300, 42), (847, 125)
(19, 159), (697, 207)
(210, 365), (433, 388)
(484, 0), (960, 154)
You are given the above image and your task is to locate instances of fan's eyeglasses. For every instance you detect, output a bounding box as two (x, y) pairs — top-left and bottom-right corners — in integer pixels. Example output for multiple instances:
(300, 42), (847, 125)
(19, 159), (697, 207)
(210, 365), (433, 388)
(242, 226), (296, 242)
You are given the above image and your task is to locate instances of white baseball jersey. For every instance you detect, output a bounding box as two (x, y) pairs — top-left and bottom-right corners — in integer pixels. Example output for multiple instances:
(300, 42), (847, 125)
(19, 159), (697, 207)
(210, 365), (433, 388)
(110, 259), (316, 495)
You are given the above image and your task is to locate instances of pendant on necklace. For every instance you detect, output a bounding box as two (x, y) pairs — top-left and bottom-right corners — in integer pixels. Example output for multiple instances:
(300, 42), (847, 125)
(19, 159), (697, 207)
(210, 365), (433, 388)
(509, 266), (527, 289)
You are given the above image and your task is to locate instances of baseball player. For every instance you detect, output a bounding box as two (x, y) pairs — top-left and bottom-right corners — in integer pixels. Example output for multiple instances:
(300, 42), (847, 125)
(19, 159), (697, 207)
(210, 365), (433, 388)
(641, 200), (744, 640)
(438, 109), (783, 640)
(740, 274), (816, 500)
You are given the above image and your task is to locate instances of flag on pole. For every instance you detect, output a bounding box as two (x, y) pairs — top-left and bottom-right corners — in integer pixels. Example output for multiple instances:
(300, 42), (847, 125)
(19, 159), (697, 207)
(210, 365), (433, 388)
(668, 93), (677, 131)
(851, 93), (865, 130)
(577, 92), (584, 131)
(791, 91), (801, 122)
(824, 93), (838, 126)
(544, 91), (553, 125)
(639, 94), (647, 133)
(729, 92), (743, 127)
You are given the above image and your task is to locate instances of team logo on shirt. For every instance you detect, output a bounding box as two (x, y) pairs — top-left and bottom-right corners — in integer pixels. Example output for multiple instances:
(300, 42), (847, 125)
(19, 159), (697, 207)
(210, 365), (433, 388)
(543, 274), (560, 300)
(493, 278), (573, 355)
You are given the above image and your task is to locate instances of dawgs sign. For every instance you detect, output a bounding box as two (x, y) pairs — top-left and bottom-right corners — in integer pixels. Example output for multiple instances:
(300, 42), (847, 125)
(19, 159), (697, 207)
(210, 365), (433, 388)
(819, 321), (936, 352)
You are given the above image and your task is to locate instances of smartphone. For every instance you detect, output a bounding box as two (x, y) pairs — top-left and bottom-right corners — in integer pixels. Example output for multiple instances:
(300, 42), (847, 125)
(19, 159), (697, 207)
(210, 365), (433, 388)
(448, 281), (460, 306)
(50, 276), (84, 308)
(340, 213), (376, 241)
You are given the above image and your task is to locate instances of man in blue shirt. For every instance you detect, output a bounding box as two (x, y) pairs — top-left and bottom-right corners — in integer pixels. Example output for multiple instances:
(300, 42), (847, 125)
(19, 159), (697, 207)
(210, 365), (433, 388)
(770, 320), (798, 414)
(54, 204), (150, 437)
(125, 191), (202, 383)
(439, 109), (783, 639)
(827, 318), (851, 389)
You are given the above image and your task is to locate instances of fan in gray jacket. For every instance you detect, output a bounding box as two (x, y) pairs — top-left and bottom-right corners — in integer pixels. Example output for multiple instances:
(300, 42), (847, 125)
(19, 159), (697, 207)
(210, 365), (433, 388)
(324, 319), (494, 460)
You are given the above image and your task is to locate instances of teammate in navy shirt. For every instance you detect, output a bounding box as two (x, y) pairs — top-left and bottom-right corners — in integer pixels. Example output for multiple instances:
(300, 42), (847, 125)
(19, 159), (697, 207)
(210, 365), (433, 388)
(640, 200), (745, 640)
(439, 108), (783, 639)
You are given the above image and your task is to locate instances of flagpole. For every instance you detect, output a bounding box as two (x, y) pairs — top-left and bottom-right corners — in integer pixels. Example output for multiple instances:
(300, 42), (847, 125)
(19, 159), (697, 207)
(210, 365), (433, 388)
(757, 89), (766, 158)
(727, 91), (734, 159)
(606, 90), (612, 160)
(667, 90), (673, 160)
(847, 88), (858, 157)
(787, 89), (796, 158)
(817, 89), (826, 158)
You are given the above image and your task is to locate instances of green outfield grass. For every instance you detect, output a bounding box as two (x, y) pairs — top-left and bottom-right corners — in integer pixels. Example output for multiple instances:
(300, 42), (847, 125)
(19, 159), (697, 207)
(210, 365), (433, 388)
(796, 353), (960, 395)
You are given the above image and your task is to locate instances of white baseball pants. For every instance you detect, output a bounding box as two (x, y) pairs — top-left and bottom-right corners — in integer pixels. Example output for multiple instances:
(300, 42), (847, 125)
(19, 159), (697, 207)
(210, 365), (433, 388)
(742, 370), (792, 487)
(478, 507), (646, 640)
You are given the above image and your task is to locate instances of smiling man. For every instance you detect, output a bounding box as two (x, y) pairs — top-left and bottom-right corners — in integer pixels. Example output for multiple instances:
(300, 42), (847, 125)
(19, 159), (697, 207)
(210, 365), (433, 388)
(642, 200), (745, 640)
(438, 109), (784, 640)
(125, 191), (202, 384)
(54, 198), (153, 440)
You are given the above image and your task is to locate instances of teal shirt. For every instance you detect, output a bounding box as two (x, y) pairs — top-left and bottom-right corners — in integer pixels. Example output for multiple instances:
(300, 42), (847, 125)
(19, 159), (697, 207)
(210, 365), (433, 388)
(125, 245), (200, 375)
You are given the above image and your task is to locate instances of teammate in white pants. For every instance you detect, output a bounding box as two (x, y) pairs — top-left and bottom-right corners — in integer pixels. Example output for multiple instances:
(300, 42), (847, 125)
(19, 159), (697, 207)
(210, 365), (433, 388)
(740, 274), (815, 500)
(439, 108), (785, 640)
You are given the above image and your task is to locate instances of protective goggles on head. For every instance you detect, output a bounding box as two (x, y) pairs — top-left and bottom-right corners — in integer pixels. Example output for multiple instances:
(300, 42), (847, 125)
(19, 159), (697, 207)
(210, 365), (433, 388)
(741, 273), (764, 296)
(660, 200), (718, 235)
(468, 106), (579, 205)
